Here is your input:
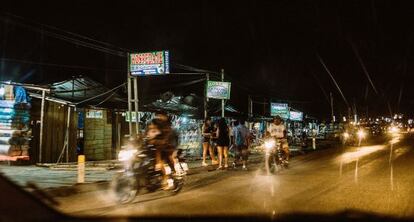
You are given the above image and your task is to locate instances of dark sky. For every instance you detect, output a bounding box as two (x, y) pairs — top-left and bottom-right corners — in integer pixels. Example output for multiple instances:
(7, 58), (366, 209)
(1, 0), (414, 119)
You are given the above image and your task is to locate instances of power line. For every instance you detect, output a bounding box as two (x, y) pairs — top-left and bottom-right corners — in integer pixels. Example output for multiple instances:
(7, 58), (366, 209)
(0, 57), (125, 72)
(349, 40), (378, 94)
(0, 12), (128, 57)
(317, 53), (350, 107)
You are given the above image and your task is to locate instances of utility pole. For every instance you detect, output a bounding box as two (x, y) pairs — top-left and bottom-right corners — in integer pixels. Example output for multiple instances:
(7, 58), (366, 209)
(330, 92), (334, 122)
(248, 95), (253, 119)
(221, 69), (225, 118)
(204, 73), (209, 119)
(127, 53), (133, 138)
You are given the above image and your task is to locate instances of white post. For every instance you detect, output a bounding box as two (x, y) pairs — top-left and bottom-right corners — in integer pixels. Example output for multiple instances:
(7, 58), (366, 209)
(312, 137), (316, 150)
(77, 155), (85, 183)
(221, 69), (225, 118)
(133, 77), (139, 136)
(39, 90), (46, 163)
(65, 106), (71, 163)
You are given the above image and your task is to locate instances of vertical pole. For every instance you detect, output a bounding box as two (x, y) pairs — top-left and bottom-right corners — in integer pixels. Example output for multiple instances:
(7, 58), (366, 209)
(39, 90), (46, 163)
(248, 95), (252, 118)
(66, 106), (71, 163)
(77, 154), (85, 183)
(127, 53), (133, 138)
(330, 92), (334, 122)
(204, 73), (209, 119)
(133, 77), (139, 136)
(312, 137), (316, 150)
(221, 69), (225, 118)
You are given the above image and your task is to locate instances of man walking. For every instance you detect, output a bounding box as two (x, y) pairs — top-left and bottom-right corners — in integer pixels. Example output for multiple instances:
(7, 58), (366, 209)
(233, 119), (250, 170)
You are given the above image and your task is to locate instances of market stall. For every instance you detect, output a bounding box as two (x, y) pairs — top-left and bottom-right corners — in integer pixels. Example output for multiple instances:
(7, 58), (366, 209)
(0, 84), (32, 162)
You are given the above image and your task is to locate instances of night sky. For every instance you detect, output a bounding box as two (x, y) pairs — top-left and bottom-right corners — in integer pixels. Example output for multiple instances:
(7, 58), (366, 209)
(1, 0), (414, 119)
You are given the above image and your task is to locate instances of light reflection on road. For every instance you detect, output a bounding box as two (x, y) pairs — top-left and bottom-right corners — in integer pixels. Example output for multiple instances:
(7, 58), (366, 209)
(337, 145), (385, 164)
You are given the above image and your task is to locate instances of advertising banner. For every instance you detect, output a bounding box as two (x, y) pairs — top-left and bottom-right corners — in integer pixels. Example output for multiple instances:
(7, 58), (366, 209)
(270, 103), (289, 119)
(130, 51), (170, 75)
(206, 81), (231, 100)
(289, 111), (303, 121)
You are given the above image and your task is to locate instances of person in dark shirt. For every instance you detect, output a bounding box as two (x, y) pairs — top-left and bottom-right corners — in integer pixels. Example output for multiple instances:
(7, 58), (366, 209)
(201, 117), (218, 166)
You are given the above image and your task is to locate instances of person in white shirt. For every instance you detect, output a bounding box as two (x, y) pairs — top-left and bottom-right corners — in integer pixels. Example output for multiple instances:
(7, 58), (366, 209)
(267, 115), (290, 161)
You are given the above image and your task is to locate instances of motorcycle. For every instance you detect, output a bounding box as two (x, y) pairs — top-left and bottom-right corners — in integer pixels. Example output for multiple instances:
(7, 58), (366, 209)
(263, 137), (288, 174)
(342, 129), (366, 146)
(110, 141), (188, 204)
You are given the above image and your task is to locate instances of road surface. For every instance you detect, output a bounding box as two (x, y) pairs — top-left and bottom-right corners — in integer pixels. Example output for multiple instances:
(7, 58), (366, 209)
(54, 133), (414, 219)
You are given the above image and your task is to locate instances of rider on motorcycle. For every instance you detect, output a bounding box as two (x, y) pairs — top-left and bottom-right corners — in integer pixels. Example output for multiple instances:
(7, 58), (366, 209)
(266, 115), (290, 162)
(145, 111), (178, 190)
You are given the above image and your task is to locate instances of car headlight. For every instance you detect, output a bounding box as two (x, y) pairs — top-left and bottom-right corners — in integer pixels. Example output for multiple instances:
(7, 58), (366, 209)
(264, 139), (275, 151)
(343, 132), (350, 139)
(357, 130), (366, 139)
(118, 150), (137, 161)
(389, 126), (399, 134)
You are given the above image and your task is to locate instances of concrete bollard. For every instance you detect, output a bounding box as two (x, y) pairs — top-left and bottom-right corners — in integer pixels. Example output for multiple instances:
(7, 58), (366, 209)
(77, 155), (85, 183)
(312, 137), (316, 150)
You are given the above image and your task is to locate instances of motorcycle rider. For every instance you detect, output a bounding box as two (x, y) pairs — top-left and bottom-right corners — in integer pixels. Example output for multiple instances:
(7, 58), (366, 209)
(267, 115), (290, 162)
(145, 111), (178, 190)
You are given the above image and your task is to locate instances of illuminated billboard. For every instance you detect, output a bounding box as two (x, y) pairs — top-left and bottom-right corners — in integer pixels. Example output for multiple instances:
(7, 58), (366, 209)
(289, 111), (303, 121)
(270, 103), (289, 119)
(129, 51), (170, 75)
(206, 81), (231, 100)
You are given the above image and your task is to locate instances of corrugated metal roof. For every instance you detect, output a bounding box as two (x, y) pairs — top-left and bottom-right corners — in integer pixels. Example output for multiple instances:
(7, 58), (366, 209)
(50, 76), (126, 106)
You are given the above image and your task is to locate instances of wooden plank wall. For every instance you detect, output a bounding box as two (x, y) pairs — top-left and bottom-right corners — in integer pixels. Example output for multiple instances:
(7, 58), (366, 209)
(31, 99), (77, 163)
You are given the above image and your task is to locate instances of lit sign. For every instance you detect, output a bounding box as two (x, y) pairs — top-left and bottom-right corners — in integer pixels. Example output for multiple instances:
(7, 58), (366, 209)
(270, 103), (289, 119)
(206, 81), (231, 100)
(86, 110), (103, 119)
(289, 111), (303, 121)
(130, 51), (170, 75)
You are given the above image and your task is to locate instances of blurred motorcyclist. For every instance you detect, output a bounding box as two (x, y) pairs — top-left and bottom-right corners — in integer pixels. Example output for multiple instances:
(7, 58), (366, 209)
(266, 115), (290, 161)
(145, 111), (178, 189)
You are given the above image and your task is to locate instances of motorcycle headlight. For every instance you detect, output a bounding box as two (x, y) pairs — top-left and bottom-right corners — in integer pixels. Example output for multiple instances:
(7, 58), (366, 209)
(357, 130), (366, 139)
(118, 150), (137, 161)
(264, 139), (276, 151)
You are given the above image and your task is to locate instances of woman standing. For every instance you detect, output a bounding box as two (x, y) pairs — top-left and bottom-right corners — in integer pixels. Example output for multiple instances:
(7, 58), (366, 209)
(201, 117), (217, 166)
(215, 118), (230, 169)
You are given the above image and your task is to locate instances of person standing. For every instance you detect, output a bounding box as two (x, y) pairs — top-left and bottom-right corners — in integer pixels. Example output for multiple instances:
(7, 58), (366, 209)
(215, 118), (230, 169)
(233, 119), (250, 170)
(201, 117), (217, 166)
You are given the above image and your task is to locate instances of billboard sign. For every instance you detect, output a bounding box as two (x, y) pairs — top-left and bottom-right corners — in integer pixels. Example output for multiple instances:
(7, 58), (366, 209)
(289, 111), (303, 121)
(270, 103), (289, 119)
(129, 51), (170, 75)
(206, 81), (231, 100)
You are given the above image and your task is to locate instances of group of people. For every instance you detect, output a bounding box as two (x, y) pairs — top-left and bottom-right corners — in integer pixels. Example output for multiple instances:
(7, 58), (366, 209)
(142, 112), (290, 190)
(201, 117), (250, 170)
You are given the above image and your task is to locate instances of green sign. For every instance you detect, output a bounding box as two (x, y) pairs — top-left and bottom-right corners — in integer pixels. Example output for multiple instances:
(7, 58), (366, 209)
(124, 112), (138, 122)
(207, 81), (231, 100)
(270, 103), (289, 119)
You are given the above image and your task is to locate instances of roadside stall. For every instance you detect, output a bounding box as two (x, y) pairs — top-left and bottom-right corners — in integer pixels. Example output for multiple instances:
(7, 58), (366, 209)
(0, 83), (33, 163)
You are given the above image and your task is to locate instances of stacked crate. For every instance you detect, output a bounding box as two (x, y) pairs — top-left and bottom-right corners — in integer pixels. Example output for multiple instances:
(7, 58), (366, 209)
(0, 86), (31, 158)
